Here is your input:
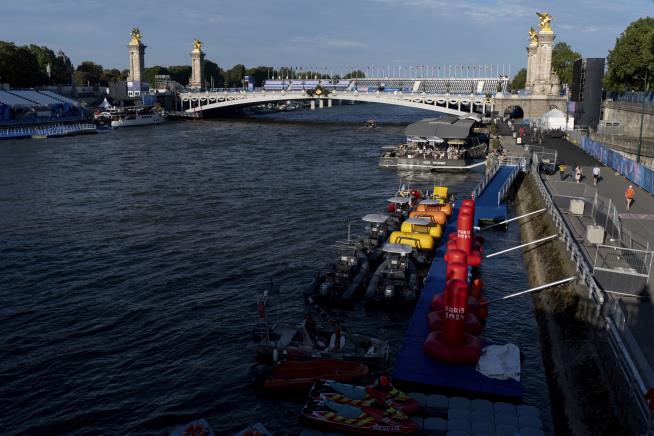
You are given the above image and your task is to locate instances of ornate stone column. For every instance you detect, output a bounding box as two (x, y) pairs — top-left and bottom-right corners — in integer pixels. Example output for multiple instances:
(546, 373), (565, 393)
(127, 28), (146, 82)
(533, 13), (555, 96)
(189, 39), (205, 91)
(525, 28), (538, 91)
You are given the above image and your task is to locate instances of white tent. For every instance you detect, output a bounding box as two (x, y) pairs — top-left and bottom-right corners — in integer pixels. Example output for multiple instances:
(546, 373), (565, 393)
(100, 98), (112, 110)
(541, 108), (573, 130)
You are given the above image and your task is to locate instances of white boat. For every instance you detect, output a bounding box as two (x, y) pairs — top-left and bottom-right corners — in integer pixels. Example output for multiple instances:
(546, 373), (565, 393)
(110, 108), (165, 128)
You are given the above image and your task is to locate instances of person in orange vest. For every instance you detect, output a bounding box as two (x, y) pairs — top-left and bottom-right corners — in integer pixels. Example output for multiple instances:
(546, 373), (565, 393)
(625, 185), (635, 210)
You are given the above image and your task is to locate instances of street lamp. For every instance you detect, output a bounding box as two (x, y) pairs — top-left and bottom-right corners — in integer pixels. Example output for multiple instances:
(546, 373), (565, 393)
(637, 70), (649, 164)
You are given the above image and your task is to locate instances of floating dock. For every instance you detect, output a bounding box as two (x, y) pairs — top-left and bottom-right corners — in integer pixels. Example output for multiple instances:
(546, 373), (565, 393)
(393, 165), (522, 400)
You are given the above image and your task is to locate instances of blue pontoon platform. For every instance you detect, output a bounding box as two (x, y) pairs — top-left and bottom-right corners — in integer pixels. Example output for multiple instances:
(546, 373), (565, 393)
(393, 166), (523, 400)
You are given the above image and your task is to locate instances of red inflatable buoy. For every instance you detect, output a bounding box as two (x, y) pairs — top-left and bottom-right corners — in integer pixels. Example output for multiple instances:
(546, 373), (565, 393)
(471, 278), (484, 298)
(427, 310), (483, 335)
(456, 213), (473, 255)
(446, 262), (468, 282)
(441, 279), (469, 346)
(461, 199), (475, 209)
(444, 249), (467, 265)
(423, 330), (482, 364)
(467, 250), (482, 267)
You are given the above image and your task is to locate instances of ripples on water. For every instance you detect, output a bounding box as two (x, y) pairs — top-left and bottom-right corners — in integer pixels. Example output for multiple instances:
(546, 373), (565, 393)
(0, 104), (550, 435)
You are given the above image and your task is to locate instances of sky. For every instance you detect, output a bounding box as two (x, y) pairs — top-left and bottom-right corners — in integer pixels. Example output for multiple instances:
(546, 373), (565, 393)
(1, 0), (652, 77)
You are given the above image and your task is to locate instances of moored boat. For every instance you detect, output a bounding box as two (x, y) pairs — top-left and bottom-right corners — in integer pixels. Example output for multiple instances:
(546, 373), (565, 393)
(300, 397), (418, 435)
(379, 116), (488, 170)
(303, 241), (370, 306)
(263, 359), (369, 393)
(364, 243), (420, 306)
(311, 379), (421, 415)
(111, 107), (165, 128)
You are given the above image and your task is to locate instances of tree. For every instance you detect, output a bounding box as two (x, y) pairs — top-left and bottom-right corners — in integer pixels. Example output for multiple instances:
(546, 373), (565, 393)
(510, 68), (527, 90)
(344, 70), (365, 79)
(74, 61), (103, 85)
(101, 68), (125, 84)
(203, 60), (224, 88)
(225, 64), (246, 87)
(552, 42), (581, 86)
(167, 65), (192, 85)
(143, 65), (169, 86)
(245, 66), (273, 87)
(605, 17), (654, 91)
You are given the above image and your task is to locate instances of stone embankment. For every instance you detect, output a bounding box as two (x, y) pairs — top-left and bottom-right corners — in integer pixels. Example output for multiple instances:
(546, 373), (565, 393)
(513, 173), (636, 436)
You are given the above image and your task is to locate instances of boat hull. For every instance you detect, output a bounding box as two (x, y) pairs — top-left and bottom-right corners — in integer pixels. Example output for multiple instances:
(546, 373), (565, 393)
(263, 359), (368, 393)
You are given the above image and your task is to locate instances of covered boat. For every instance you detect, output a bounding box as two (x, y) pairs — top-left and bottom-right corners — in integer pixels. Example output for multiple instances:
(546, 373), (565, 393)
(379, 116), (487, 170)
(263, 359), (369, 393)
(357, 213), (391, 267)
(304, 242), (370, 306)
(364, 243), (420, 306)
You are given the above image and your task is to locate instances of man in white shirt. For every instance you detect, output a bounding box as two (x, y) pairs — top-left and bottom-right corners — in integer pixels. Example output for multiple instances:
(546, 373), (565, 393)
(592, 166), (600, 186)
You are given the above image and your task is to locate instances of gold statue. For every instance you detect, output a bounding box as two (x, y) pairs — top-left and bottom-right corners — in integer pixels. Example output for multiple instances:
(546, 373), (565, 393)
(536, 12), (553, 32)
(130, 27), (142, 43)
(528, 27), (538, 43)
(193, 38), (202, 51)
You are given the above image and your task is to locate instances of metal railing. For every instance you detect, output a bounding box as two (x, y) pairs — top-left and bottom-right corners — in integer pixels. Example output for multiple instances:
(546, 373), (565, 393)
(497, 166), (520, 206)
(593, 244), (653, 296)
(530, 158), (605, 305)
(472, 160), (499, 200)
(532, 160), (654, 434)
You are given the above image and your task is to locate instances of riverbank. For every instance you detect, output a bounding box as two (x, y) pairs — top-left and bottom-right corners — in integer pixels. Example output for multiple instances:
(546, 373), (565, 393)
(513, 173), (632, 435)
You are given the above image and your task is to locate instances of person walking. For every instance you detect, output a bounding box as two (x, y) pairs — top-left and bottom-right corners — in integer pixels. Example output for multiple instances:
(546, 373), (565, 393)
(625, 185), (635, 210)
(592, 166), (600, 186)
(574, 166), (583, 184)
(558, 162), (567, 180)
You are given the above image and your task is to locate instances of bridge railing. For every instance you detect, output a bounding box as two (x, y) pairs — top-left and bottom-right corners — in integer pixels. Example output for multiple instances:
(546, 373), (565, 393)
(496, 166), (520, 207)
(472, 160), (499, 200)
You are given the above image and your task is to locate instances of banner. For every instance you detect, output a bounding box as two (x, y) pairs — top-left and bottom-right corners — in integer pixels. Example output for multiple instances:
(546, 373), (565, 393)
(580, 136), (654, 195)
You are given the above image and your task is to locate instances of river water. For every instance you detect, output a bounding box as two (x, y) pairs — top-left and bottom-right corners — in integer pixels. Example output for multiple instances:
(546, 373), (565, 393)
(0, 104), (551, 435)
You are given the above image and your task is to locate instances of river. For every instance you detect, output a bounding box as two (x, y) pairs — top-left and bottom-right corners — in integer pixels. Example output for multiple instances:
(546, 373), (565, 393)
(0, 104), (551, 435)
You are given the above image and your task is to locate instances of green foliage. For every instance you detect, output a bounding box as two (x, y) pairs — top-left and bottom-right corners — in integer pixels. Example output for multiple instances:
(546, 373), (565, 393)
(203, 60), (224, 88)
(0, 41), (42, 86)
(552, 42), (581, 86)
(491, 137), (501, 150)
(344, 70), (366, 79)
(605, 17), (654, 91)
(167, 65), (192, 85)
(143, 65), (169, 86)
(510, 68), (527, 90)
(101, 68), (126, 84)
(225, 64), (246, 87)
(74, 61), (103, 85)
(245, 66), (272, 87)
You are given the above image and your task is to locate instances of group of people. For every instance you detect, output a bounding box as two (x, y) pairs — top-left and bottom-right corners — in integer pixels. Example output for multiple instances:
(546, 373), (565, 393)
(557, 162), (601, 186)
(557, 162), (636, 210)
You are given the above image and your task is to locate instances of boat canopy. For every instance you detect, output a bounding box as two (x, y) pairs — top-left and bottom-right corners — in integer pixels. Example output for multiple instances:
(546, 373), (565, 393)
(382, 243), (413, 254)
(387, 197), (411, 204)
(405, 115), (476, 140)
(404, 217), (432, 226)
(362, 213), (389, 223)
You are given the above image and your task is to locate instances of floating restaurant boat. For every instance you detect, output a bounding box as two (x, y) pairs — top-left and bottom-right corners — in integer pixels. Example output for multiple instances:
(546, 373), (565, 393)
(262, 359), (369, 394)
(379, 116), (488, 170)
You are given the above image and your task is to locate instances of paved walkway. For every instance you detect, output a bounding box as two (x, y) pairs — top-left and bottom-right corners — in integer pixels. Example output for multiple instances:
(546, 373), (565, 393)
(530, 133), (654, 386)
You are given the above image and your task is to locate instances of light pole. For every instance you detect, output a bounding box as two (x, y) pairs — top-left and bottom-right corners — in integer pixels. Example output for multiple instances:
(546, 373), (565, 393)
(637, 70), (649, 164)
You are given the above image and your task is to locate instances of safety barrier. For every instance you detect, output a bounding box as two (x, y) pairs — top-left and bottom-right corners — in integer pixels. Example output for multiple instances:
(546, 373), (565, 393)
(497, 166), (520, 207)
(0, 123), (96, 139)
(530, 158), (604, 305)
(532, 157), (654, 434)
(472, 160), (499, 199)
(593, 244), (653, 297)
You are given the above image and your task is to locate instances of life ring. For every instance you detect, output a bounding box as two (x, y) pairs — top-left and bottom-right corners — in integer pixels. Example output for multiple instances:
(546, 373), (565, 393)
(183, 423), (209, 436)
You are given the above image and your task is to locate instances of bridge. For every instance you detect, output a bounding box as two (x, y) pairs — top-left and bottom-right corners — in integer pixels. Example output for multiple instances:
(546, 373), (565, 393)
(179, 77), (510, 118)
